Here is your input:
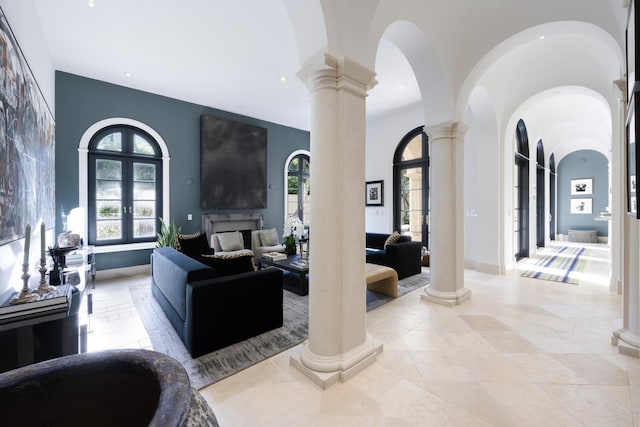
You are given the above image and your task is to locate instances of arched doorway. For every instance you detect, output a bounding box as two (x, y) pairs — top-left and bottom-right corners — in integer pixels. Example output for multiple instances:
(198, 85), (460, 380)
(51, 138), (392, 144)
(549, 153), (556, 240)
(515, 119), (530, 260)
(536, 140), (545, 248)
(393, 126), (429, 248)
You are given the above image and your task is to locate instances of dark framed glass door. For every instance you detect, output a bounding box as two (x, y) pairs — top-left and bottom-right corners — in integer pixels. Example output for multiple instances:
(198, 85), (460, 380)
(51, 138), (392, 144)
(393, 127), (429, 248)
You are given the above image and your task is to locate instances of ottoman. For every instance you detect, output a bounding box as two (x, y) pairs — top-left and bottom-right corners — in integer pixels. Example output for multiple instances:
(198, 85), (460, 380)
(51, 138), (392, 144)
(365, 263), (399, 297)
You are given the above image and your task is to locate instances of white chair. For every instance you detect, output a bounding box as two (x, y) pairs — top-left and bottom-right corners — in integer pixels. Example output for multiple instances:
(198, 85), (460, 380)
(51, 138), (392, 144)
(251, 228), (285, 260)
(210, 231), (254, 258)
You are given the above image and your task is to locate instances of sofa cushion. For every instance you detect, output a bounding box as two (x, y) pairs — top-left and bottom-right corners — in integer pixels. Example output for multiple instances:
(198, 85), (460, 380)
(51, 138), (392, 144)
(384, 231), (401, 248)
(200, 253), (255, 277)
(217, 231), (244, 251)
(177, 232), (211, 258)
(259, 228), (279, 246)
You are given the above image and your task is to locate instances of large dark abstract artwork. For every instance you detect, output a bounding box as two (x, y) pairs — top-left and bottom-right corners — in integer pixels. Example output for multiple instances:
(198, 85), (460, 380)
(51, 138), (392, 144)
(200, 115), (267, 209)
(0, 8), (55, 245)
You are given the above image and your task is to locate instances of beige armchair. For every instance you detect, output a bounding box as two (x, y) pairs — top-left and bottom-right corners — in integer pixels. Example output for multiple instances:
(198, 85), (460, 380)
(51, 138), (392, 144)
(210, 231), (254, 258)
(251, 228), (285, 260)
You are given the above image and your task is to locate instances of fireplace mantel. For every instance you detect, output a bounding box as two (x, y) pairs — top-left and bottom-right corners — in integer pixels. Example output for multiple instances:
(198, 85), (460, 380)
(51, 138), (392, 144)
(201, 213), (263, 240)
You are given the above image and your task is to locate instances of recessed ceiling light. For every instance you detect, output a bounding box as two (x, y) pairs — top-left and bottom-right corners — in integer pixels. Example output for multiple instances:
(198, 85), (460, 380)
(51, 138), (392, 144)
(280, 76), (287, 82)
(539, 35), (545, 40)
(124, 72), (133, 77)
(88, 0), (95, 7)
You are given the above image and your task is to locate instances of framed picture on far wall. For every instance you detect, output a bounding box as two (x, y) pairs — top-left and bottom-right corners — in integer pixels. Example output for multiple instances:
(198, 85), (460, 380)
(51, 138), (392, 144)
(570, 198), (592, 214)
(365, 180), (384, 206)
(570, 178), (593, 195)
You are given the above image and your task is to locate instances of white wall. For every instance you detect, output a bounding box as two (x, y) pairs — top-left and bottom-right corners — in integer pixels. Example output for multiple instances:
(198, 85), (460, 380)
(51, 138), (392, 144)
(465, 90), (502, 274)
(0, 1), (55, 112)
(365, 102), (424, 233)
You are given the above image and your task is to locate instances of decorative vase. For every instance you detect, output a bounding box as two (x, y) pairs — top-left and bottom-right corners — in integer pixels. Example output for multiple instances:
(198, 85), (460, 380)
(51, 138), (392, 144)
(57, 231), (81, 248)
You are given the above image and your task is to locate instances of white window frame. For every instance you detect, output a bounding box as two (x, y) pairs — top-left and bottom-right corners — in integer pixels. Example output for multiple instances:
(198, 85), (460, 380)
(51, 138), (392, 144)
(79, 118), (170, 253)
(283, 149), (311, 225)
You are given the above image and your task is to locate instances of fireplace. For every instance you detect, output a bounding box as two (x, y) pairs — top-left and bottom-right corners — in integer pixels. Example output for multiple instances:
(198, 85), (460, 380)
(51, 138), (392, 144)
(201, 213), (263, 243)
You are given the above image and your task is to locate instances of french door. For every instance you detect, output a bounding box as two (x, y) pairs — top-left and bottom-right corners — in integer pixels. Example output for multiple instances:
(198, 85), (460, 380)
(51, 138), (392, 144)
(394, 127), (429, 248)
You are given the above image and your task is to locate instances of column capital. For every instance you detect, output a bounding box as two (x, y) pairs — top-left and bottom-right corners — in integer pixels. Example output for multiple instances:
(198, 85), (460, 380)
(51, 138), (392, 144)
(296, 52), (377, 96)
(613, 78), (627, 101)
(426, 121), (469, 143)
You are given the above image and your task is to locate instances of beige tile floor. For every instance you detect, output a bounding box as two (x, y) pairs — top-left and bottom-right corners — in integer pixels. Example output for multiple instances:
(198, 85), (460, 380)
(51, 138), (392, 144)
(88, 243), (639, 426)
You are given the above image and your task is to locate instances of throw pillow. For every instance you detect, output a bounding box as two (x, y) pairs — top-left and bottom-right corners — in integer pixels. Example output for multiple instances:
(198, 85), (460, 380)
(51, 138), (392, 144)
(384, 231), (401, 249)
(200, 253), (255, 277)
(217, 231), (244, 251)
(259, 228), (279, 246)
(177, 232), (211, 258)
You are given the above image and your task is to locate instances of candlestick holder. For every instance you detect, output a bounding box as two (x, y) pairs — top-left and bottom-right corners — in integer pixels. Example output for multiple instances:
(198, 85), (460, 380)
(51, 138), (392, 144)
(34, 257), (55, 294)
(10, 263), (38, 304)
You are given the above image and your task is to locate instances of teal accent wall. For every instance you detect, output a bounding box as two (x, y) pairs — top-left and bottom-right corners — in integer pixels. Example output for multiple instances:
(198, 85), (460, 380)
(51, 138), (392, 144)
(55, 71), (309, 270)
(557, 149), (608, 237)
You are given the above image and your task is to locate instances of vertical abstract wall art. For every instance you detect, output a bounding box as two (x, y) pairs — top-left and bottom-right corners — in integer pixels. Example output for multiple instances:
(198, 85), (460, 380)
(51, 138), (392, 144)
(200, 115), (267, 209)
(0, 8), (55, 244)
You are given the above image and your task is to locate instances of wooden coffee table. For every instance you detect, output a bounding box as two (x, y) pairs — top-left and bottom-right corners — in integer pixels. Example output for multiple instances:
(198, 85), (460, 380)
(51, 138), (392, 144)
(256, 254), (309, 296)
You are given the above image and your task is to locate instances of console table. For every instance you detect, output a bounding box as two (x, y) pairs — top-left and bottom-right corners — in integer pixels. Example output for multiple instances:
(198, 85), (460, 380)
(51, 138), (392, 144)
(0, 246), (95, 373)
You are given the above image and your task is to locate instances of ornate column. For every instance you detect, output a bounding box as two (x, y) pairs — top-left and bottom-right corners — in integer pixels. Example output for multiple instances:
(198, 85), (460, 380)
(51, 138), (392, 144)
(421, 122), (471, 306)
(290, 53), (382, 388)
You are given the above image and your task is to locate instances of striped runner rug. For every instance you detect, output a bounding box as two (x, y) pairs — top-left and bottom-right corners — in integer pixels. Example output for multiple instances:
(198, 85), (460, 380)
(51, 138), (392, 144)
(520, 246), (588, 285)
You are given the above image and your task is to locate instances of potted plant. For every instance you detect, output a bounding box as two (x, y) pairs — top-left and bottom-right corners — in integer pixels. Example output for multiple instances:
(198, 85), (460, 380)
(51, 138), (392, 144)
(282, 215), (303, 255)
(156, 217), (181, 249)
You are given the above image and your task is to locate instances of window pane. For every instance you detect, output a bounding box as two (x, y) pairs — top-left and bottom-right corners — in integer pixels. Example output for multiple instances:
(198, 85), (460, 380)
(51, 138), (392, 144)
(401, 135), (422, 161)
(96, 132), (122, 152)
(96, 180), (122, 199)
(302, 177), (310, 225)
(288, 158), (299, 171)
(134, 163), (156, 182)
(96, 159), (122, 180)
(97, 220), (122, 240)
(287, 176), (298, 195)
(400, 166), (423, 242)
(134, 219), (156, 238)
(134, 182), (156, 200)
(133, 134), (155, 155)
(134, 201), (155, 218)
(302, 158), (310, 173)
(96, 200), (121, 220)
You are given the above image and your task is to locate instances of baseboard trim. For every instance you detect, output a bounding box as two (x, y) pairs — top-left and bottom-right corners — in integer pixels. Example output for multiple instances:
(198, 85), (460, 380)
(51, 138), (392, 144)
(96, 264), (150, 281)
(476, 262), (503, 275)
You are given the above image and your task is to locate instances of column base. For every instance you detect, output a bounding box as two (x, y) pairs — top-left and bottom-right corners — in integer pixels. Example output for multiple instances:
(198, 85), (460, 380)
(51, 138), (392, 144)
(611, 329), (640, 358)
(421, 285), (471, 307)
(290, 337), (383, 389)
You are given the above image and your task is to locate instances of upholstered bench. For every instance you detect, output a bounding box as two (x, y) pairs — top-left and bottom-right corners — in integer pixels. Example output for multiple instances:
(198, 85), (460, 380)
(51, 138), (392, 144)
(365, 263), (398, 297)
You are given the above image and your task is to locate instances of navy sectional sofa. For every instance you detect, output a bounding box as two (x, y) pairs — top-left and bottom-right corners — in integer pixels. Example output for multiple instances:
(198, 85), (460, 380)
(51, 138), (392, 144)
(365, 232), (422, 279)
(151, 247), (283, 358)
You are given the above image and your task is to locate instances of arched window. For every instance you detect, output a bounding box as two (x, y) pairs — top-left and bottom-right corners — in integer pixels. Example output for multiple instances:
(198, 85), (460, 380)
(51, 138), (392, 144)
(536, 140), (545, 248)
(285, 151), (310, 225)
(87, 125), (162, 246)
(514, 119), (530, 260)
(549, 153), (557, 240)
(393, 126), (429, 247)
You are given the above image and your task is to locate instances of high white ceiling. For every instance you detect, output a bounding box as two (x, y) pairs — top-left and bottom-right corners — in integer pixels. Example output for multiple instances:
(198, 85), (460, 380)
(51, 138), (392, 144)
(31, 0), (625, 161)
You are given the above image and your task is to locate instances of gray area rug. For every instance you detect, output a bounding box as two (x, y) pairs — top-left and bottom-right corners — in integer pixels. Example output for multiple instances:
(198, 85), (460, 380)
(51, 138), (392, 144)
(129, 270), (429, 390)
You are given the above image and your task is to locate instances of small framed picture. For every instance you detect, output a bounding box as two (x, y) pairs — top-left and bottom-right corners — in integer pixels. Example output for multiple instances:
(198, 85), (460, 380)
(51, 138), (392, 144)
(365, 180), (384, 206)
(570, 178), (593, 195)
(570, 198), (592, 214)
